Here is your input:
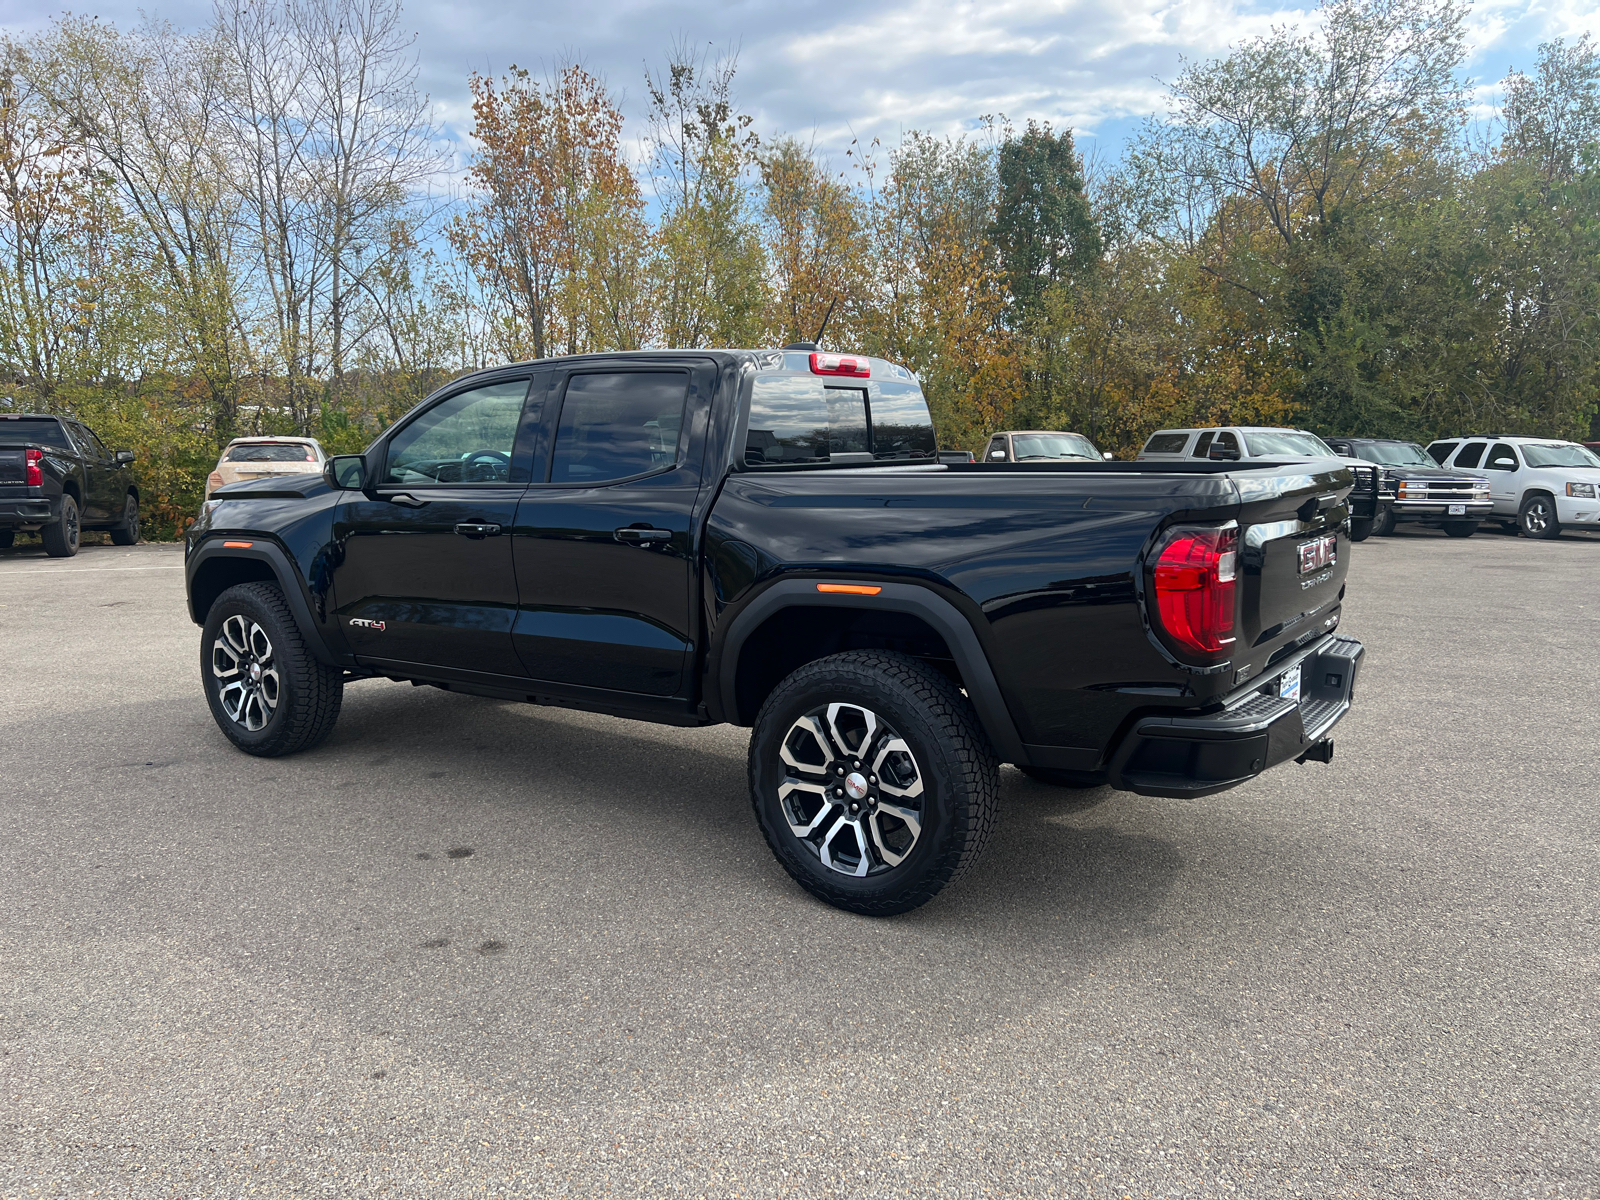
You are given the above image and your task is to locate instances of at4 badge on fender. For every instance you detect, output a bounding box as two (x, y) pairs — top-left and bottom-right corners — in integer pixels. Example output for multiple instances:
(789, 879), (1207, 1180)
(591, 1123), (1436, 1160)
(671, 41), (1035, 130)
(348, 617), (386, 631)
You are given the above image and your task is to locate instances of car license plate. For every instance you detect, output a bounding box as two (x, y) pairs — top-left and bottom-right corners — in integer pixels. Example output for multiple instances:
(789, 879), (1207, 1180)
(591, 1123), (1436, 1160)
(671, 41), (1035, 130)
(1298, 534), (1336, 574)
(1279, 664), (1302, 702)
(1448, 503), (1466, 515)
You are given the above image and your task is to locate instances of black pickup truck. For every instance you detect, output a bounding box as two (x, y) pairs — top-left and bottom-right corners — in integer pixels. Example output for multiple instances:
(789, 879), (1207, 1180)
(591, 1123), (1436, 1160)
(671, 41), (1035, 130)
(186, 349), (1365, 914)
(0, 413), (140, 555)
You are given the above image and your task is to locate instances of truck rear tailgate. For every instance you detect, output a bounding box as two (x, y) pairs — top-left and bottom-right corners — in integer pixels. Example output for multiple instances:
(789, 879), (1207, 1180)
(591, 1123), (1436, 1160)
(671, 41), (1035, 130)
(1233, 463), (1353, 685)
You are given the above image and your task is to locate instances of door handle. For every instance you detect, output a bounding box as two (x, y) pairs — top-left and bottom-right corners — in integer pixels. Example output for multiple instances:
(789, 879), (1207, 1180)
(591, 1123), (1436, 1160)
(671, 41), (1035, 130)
(614, 526), (672, 543)
(454, 522), (502, 538)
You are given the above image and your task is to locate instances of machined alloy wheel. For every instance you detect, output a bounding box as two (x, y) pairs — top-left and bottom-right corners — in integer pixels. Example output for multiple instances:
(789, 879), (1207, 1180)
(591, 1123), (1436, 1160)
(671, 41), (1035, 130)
(200, 581), (343, 757)
(1520, 493), (1561, 540)
(778, 702), (926, 878)
(749, 650), (999, 916)
(212, 613), (281, 731)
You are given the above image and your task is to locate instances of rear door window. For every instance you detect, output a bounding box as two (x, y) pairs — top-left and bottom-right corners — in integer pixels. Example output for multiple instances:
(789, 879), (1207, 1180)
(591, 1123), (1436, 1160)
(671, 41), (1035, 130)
(550, 371), (688, 484)
(1454, 441), (1487, 469)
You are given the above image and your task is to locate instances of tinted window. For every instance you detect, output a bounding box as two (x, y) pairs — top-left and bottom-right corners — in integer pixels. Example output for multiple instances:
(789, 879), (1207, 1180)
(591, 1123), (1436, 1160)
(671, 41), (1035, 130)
(1484, 444), (1519, 471)
(227, 443), (316, 463)
(385, 379), (529, 485)
(824, 388), (869, 455)
(744, 378), (861, 464)
(551, 371), (687, 484)
(77, 424), (109, 459)
(1357, 441), (1435, 467)
(0, 417), (73, 450)
(1143, 433), (1189, 454)
(1212, 432), (1240, 457)
(1454, 441), (1486, 469)
(869, 384), (936, 460)
(1427, 441), (1457, 464)
(1192, 432), (1216, 458)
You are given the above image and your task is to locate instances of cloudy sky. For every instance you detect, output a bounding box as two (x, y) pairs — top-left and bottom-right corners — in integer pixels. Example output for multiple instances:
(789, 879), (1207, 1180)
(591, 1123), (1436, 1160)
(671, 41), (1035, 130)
(5, 0), (1598, 174)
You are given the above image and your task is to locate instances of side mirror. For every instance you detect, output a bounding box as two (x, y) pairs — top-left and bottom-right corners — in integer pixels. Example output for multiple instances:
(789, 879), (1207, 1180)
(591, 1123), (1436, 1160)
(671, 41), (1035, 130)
(113, 449), (135, 465)
(1102, 451), (1115, 461)
(325, 454), (368, 490)
(1208, 444), (1241, 461)
(989, 451), (1007, 461)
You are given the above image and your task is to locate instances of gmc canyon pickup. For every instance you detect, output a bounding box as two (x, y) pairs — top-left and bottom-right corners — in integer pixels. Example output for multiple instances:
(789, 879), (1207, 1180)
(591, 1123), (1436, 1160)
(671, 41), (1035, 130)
(186, 349), (1365, 914)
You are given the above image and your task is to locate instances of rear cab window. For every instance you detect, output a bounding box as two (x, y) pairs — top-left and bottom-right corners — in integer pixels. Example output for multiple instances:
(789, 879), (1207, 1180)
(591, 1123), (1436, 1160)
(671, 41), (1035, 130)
(0, 417), (73, 451)
(744, 373), (934, 467)
(1142, 432), (1190, 455)
(226, 443), (316, 463)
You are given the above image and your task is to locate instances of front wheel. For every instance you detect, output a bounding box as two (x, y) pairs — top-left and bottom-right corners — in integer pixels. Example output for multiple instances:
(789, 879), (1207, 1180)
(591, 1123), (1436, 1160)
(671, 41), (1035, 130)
(1372, 507), (1397, 537)
(201, 582), (343, 757)
(1349, 518), (1374, 542)
(110, 494), (139, 545)
(41, 494), (80, 557)
(1519, 493), (1561, 540)
(748, 651), (999, 916)
(1443, 520), (1479, 538)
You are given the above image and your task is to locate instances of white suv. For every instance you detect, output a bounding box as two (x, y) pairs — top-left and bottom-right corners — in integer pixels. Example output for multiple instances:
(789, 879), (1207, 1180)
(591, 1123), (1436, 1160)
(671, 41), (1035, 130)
(1424, 436), (1600, 539)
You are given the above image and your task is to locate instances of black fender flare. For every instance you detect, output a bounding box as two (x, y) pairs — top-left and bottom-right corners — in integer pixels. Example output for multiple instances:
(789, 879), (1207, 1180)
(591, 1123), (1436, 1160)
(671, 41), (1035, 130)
(707, 578), (1030, 765)
(186, 536), (340, 667)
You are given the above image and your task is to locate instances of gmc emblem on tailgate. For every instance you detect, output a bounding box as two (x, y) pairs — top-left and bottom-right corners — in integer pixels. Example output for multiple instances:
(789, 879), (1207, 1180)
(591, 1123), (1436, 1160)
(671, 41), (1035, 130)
(1298, 534), (1336, 574)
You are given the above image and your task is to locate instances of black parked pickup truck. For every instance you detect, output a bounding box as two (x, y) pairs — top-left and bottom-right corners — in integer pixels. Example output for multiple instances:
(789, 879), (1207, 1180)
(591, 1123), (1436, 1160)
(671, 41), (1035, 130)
(186, 349), (1366, 914)
(0, 413), (140, 555)
(1324, 437), (1493, 538)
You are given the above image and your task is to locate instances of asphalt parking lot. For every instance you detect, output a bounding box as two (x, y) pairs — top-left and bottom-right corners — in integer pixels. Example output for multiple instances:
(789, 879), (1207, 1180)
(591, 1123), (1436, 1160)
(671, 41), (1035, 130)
(2, 527), (1598, 1199)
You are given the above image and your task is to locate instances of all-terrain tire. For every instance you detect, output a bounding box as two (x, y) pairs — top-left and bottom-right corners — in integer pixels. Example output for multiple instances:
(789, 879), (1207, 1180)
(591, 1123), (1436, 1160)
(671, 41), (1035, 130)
(41, 494), (80, 557)
(110, 494), (140, 545)
(201, 582), (343, 757)
(1349, 518), (1374, 542)
(748, 650), (1000, 916)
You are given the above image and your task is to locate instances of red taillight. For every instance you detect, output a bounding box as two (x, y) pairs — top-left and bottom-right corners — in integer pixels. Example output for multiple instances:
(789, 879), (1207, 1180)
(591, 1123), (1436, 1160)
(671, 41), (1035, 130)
(24, 447), (42, 487)
(1151, 525), (1238, 656)
(810, 352), (870, 378)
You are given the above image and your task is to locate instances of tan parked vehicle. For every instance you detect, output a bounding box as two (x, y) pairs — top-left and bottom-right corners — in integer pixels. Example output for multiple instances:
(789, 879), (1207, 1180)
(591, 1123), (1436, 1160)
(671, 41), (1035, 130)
(205, 437), (326, 498)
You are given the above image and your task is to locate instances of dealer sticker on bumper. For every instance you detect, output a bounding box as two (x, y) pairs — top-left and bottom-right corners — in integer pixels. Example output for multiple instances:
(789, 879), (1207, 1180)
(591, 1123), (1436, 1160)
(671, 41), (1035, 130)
(1448, 504), (1466, 515)
(1279, 664), (1302, 702)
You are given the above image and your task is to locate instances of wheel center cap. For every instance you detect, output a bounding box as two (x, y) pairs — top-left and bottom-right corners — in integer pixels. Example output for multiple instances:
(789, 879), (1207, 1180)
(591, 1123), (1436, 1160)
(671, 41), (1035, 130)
(249, 663), (262, 683)
(844, 772), (870, 801)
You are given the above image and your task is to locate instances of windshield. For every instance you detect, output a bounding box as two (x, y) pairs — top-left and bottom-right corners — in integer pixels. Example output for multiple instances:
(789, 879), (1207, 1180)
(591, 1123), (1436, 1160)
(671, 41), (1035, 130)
(1353, 441), (1436, 467)
(1011, 433), (1098, 460)
(226, 443), (316, 463)
(1521, 442), (1600, 469)
(1242, 430), (1339, 458)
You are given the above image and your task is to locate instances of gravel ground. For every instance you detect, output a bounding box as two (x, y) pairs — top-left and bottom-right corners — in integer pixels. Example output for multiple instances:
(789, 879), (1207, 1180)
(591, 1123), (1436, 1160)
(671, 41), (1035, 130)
(1, 527), (1597, 1199)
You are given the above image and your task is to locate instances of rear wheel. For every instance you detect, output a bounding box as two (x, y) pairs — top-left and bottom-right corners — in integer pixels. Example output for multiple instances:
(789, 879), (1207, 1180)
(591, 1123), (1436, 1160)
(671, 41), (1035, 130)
(41, 494), (80, 557)
(1372, 507), (1397, 537)
(109, 494), (139, 545)
(201, 582), (343, 757)
(1443, 520), (1478, 538)
(1349, 518), (1374, 542)
(1519, 493), (1561, 540)
(0, 529), (13, 549)
(749, 651), (999, 916)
